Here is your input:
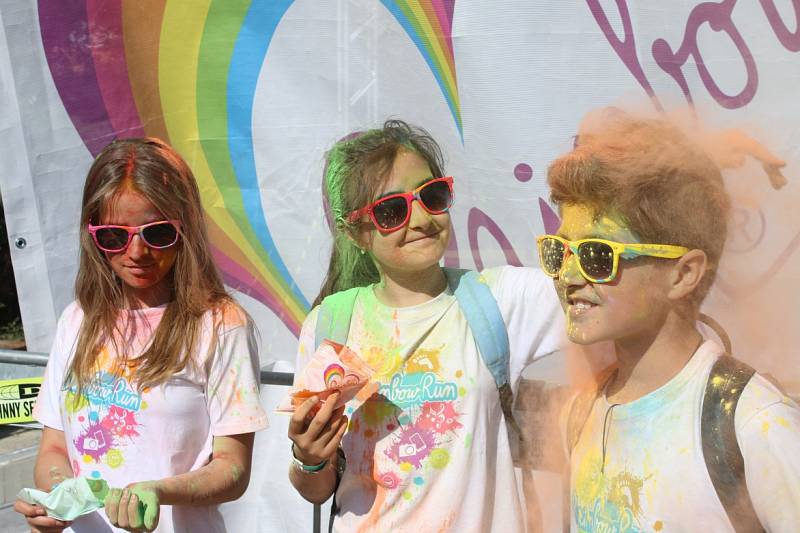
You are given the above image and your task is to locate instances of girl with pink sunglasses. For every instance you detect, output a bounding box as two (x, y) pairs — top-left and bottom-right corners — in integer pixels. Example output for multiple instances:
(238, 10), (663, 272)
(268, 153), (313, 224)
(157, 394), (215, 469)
(287, 120), (563, 532)
(14, 138), (267, 532)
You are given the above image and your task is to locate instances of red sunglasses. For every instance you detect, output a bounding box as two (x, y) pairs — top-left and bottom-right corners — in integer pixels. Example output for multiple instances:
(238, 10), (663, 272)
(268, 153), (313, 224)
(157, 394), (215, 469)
(87, 220), (181, 253)
(347, 176), (454, 233)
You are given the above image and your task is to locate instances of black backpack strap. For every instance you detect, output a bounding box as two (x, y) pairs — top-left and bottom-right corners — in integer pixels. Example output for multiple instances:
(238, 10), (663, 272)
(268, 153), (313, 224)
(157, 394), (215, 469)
(565, 368), (616, 455)
(327, 446), (346, 533)
(701, 355), (764, 533)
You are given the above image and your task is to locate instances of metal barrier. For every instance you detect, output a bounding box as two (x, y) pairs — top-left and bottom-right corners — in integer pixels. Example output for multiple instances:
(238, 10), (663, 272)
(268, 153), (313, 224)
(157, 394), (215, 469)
(0, 348), (325, 533)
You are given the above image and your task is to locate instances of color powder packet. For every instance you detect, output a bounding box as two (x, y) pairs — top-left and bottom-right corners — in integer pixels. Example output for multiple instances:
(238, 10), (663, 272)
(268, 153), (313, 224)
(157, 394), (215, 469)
(277, 340), (375, 415)
(18, 477), (109, 521)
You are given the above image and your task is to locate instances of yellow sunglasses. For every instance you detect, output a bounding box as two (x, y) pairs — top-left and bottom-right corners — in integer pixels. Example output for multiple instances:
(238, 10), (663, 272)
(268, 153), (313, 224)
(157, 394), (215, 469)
(536, 235), (690, 283)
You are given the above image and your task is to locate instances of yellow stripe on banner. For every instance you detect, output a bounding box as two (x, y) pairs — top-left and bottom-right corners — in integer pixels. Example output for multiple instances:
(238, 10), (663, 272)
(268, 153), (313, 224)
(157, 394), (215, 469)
(158, 1), (302, 318)
(0, 377), (43, 424)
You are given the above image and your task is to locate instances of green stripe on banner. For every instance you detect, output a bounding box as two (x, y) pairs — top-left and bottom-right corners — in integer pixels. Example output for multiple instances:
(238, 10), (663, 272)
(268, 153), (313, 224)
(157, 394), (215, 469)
(0, 377), (42, 424)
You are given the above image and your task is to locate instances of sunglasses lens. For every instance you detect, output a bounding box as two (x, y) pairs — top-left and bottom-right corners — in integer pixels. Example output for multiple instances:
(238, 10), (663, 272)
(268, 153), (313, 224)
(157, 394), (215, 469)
(95, 227), (129, 252)
(372, 196), (409, 230)
(419, 180), (453, 213)
(142, 222), (179, 248)
(540, 238), (565, 276)
(578, 241), (615, 281)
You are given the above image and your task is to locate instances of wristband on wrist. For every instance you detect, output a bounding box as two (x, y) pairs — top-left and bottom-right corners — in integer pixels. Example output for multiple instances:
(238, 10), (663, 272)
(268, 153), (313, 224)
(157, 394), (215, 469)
(291, 445), (328, 473)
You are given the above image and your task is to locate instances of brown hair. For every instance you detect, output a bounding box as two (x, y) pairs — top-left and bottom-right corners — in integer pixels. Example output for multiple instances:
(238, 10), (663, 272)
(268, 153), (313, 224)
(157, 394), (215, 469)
(72, 137), (234, 396)
(314, 119), (445, 306)
(547, 111), (730, 304)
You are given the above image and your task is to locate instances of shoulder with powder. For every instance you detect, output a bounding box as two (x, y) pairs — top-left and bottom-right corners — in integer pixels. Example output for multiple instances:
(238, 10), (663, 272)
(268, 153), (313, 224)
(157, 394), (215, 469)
(209, 298), (252, 334)
(480, 265), (552, 300)
(735, 369), (800, 433)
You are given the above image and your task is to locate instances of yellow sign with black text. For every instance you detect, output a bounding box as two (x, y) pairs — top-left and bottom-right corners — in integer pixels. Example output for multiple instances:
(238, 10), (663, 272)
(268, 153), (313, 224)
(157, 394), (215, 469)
(0, 377), (42, 424)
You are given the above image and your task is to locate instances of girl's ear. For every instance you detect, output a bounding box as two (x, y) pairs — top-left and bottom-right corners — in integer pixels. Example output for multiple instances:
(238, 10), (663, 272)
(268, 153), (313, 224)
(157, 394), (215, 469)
(667, 249), (707, 301)
(346, 224), (371, 253)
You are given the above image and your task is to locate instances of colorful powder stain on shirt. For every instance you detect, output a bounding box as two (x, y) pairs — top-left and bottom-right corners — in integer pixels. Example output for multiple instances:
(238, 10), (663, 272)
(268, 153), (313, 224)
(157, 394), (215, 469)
(572, 449), (648, 533)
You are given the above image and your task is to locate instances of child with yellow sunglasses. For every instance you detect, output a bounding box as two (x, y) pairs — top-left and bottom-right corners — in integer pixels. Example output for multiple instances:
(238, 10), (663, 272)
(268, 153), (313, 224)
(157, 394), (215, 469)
(541, 110), (800, 532)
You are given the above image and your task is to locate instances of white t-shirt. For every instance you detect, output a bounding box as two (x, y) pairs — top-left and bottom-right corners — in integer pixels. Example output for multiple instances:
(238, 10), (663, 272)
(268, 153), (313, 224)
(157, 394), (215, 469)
(568, 340), (800, 533)
(34, 301), (269, 533)
(294, 266), (563, 533)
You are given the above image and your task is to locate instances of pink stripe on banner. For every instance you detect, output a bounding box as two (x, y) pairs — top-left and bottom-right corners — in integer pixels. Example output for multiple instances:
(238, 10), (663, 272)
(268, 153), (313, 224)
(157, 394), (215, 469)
(430, 0), (455, 59)
(38, 0), (115, 156)
(87, 0), (144, 137)
(211, 246), (301, 336)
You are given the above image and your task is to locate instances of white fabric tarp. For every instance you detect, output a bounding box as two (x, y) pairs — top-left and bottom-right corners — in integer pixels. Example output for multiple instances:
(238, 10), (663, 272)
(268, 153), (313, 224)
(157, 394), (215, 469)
(1, 1), (798, 530)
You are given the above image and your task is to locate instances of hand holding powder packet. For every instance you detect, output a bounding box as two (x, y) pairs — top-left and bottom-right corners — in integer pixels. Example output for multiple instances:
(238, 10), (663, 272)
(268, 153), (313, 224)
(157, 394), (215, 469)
(278, 340), (375, 415)
(18, 477), (109, 521)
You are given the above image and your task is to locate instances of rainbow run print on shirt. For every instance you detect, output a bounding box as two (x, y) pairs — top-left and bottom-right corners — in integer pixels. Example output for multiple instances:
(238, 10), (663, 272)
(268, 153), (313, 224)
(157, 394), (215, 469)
(572, 450), (651, 533)
(351, 346), (465, 496)
(62, 351), (145, 477)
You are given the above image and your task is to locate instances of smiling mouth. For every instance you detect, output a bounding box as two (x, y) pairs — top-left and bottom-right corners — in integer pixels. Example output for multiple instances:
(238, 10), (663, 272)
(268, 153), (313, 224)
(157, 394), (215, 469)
(405, 231), (440, 244)
(566, 296), (599, 317)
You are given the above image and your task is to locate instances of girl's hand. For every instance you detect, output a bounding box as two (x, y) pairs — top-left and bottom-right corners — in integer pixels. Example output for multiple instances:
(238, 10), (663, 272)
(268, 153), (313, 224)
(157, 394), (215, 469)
(288, 392), (348, 466)
(104, 482), (160, 532)
(12, 499), (72, 533)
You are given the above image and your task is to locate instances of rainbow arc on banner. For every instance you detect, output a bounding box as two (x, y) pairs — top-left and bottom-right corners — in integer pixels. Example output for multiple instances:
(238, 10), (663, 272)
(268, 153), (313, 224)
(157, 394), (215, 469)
(37, 0), (461, 335)
(381, 1), (462, 138)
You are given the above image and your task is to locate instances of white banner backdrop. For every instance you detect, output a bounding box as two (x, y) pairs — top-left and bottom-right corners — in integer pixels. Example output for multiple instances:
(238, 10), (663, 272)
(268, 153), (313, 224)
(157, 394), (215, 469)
(1, 1), (798, 530)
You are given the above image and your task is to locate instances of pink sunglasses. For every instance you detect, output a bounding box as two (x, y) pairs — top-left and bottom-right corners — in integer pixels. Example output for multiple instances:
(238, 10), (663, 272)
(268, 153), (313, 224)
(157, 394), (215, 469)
(347, 176), (454, 233)
(87, 220), (181, 253)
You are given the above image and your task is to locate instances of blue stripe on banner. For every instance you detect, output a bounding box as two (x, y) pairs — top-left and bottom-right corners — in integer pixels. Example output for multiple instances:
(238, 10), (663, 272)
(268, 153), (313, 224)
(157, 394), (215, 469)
(379, 1), (463, 142)
(227, 0), (309, 309)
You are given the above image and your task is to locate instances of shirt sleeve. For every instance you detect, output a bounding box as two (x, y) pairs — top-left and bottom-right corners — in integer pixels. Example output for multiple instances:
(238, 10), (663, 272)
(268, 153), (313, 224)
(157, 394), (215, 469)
(483, 265), (565, 384)
(206, 317), (269, 436)
(293, 306), (320, 388)
(737, 378), (800, 532)
(33, 303), (79, 430)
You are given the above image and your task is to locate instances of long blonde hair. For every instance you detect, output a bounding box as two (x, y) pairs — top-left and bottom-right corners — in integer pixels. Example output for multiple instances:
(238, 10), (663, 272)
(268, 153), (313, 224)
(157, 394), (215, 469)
(71, 138), (231, 396)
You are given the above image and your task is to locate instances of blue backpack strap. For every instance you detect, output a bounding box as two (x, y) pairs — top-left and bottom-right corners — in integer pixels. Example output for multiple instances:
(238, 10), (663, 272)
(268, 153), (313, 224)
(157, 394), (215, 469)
(314, 287), (361, 349)
(445, 268), (524, 449)
(445, 268), (510, 388)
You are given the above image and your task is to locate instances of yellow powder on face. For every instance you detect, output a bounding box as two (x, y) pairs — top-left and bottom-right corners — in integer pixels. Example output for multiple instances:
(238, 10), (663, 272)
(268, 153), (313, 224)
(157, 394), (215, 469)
(776, 416), (789, 428)
(762, 420), (770, 436)
(654, 520), (664, 531)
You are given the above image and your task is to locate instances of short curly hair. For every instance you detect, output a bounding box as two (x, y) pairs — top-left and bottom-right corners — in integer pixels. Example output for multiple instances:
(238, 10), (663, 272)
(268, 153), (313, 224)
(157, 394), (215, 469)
(547, 110), (730, 305)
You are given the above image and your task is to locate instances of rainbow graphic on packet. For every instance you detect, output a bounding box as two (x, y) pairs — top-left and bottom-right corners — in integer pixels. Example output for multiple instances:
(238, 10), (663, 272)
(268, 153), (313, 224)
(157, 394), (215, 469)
(277, 340), (375, 414)
(37, 1), (462, 334)
(324, 363), (346, 387)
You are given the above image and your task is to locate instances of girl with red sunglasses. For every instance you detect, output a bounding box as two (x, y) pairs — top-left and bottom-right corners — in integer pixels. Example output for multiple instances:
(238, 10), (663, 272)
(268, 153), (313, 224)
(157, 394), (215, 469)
(14, 138), (267, 532)
(287, 120), (563, 532)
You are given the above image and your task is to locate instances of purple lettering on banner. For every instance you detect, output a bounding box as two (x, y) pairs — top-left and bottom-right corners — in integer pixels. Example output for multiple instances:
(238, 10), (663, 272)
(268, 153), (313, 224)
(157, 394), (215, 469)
(444, 220), (461, 268)
(726, 206), (766, 253)
(467, 208), (523, 271)
(538, 198), (561, 235)
(585, 0), (664, 112)
(760, 0), (800, 52)
(651, 0), (758, 109)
